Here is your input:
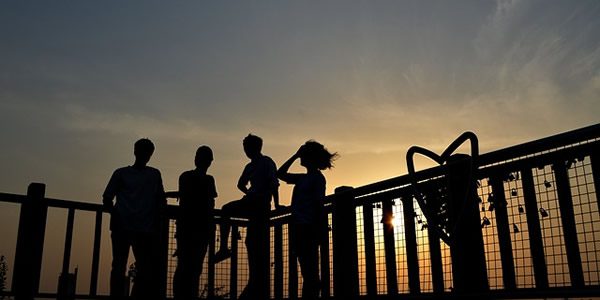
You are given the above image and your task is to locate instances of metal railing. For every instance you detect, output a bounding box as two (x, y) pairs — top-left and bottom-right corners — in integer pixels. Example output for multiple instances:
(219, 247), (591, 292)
(1, 123), (599, 299)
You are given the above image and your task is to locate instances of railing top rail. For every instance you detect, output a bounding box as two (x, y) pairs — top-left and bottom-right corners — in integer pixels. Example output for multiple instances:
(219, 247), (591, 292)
(478, 122), (600, 166)
(0, 192), (26, 204)
(45, 197), (104, 211)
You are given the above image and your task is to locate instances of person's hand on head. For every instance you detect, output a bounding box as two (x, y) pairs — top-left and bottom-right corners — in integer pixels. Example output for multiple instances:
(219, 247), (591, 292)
(294, 145), (305, 159)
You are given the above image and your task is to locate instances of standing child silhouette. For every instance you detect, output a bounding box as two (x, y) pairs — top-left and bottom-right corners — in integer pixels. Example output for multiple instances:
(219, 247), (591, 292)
(277, 140), (337, 300)
(171, 146), (217, 299)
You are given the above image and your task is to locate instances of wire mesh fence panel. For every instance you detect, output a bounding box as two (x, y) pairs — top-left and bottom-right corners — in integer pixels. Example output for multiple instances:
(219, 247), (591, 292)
(213, 225), (231, 299)
(355, 205), (366, 295)
(372, 203), (388, 295)
(327, 213), (334, 298)
(478, 179), (504, 290)
(393, 202), (410, 294)
(413, 199), (433, 293)
(503, 172), (530, 289)
(440, 238), (453, 292)
(569, 156), (600, 286)
(533, 165), (571, 287)
(166, 219), (177, 298)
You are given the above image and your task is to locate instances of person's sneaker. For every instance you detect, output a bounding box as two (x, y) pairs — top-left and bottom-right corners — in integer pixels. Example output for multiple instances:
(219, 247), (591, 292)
(214, 248), (232, 263)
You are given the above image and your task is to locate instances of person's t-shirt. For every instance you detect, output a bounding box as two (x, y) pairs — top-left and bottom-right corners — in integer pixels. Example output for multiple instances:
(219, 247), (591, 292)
(178, 170), (217, 228)
(239, 155), (279, 200)
(291, 171), (326, 225)
(103, 166), (165, 232)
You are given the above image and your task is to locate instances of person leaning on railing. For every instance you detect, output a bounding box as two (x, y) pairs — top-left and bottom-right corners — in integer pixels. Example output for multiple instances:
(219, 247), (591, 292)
(214, 134), (281, 299)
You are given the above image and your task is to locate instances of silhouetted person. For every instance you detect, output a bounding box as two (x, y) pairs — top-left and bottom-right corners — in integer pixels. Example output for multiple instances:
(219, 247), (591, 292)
(278, 141), (337, 300)
(172, 146), (217, 299)
(214, 134), (280, 299)
(103, 138), (166, 299)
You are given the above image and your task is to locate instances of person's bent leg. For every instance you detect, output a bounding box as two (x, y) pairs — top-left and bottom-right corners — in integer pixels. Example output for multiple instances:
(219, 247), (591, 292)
(215, 198), (250, 262)
(217, 201), (234, 254)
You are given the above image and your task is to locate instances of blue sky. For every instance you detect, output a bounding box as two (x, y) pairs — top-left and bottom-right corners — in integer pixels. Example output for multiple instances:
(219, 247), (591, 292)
(1, 0), (599, 204)
(1, 0), (599, 294)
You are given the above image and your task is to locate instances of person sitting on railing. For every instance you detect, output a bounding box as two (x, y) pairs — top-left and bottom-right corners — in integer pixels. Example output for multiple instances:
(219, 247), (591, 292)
(214, 134), (281, 299)
(170, 145), (217, 300)
(102, 138), (166, 299)
(277, 140), (337, 300)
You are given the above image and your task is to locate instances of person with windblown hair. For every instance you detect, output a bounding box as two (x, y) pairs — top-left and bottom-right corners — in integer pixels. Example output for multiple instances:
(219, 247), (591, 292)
(277, 140), (338, 300)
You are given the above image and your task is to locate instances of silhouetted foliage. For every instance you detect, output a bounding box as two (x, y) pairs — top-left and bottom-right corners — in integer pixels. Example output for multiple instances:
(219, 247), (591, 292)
(128, 263), (137, 281)
(199, 286), (229, 299)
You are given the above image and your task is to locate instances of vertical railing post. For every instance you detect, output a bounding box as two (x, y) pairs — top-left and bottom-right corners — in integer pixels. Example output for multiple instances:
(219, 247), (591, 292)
(427, 228), (444, 294)
(332, 186), (359, 298)
(12, 182), (47, 300)
(362, 203), (377, 296)
(89, 211), (102, 296)
(382, 200), (398, 295)
(240, 211), (271, 299)
(207, 228), (215, 298)
(553, 160), (585, 287)
(57, 208), (76, 300)
(288, 223), (298, 299)
(402, 195), (420, 294)
(229, 225), (239, 300)
(273, 223), (283, 299)
(158, 214), (169, 299)
(274, 223), (283, 300)
(319, 212), (331, 299)
(521, 167), (549, 288)
(489, 174), (517, 290)
(446, 156), (488, 294)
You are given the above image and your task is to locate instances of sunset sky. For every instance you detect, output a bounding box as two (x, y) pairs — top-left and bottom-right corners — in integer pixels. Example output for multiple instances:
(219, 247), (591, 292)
(1, 0), (599, 294)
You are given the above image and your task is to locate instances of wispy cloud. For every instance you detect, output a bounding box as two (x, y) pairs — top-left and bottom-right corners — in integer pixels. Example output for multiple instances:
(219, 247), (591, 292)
(476, 0), (600, 86)
(1, 1), (598, 204)
(62, 104), (237, 143)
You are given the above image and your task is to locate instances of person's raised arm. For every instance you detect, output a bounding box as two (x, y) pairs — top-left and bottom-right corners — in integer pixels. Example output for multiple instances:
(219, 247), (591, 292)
(277, 147), (303, 184)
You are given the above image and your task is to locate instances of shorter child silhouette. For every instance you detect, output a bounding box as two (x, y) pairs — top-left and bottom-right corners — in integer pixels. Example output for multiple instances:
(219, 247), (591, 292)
(278, 140), (337, 300)
(172, 146), (217, 299)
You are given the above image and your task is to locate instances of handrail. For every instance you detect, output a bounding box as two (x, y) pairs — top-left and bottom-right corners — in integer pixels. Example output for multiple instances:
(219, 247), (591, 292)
(0, 192), (26, 204)
(479, 123), (600, 166)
